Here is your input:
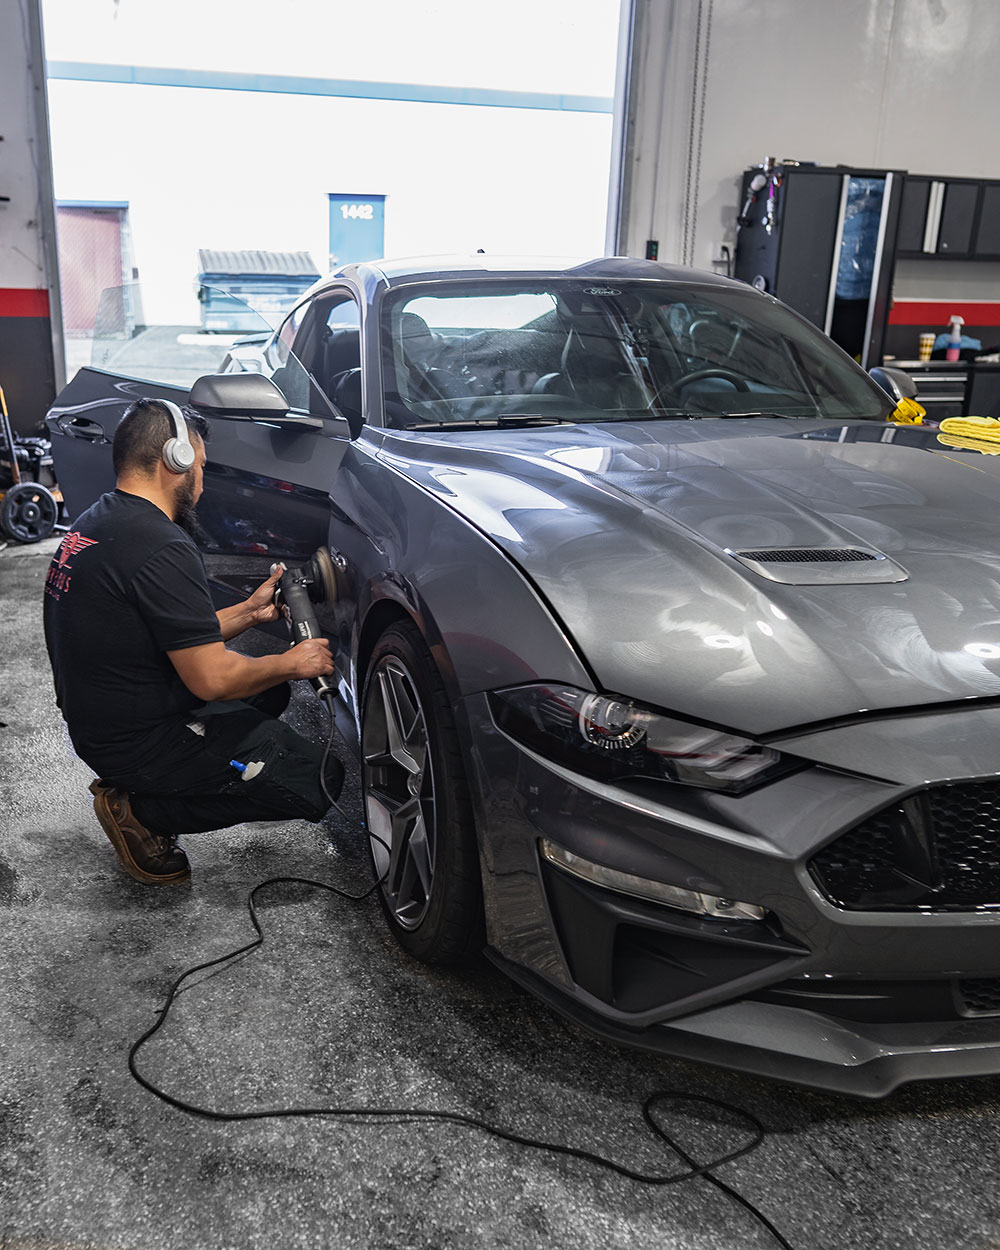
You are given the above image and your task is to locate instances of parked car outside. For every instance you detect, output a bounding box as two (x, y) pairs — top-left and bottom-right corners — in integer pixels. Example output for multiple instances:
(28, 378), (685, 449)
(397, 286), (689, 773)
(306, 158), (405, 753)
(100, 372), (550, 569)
(46, 255), (1000, 1096)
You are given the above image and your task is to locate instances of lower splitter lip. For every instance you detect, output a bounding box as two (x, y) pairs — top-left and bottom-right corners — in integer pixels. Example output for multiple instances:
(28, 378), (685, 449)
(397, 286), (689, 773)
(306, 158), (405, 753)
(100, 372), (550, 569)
(487, 948), (1000, 1098)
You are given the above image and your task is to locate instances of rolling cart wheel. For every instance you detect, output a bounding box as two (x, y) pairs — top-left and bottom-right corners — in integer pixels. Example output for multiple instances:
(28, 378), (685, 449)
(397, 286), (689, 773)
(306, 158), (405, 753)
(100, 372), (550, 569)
(0, 482), (59, 543)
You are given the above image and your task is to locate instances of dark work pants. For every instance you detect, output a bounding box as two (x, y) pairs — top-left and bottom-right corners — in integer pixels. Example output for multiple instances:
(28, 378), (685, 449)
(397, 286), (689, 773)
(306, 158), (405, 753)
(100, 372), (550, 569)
(105, 685), (343, 836)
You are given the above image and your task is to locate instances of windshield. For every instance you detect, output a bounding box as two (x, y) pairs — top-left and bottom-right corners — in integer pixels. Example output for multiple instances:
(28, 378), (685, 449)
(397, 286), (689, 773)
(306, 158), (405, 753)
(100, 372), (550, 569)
(379, 280), (895, 428)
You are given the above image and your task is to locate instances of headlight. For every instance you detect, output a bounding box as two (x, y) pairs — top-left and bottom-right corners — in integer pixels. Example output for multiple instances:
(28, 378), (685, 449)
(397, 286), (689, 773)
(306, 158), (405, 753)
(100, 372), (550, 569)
(489, 683), (790, 794)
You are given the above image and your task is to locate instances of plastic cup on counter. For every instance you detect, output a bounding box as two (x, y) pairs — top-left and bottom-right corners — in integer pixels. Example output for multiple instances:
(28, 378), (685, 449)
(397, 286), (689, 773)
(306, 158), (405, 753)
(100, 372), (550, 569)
(919, 333), (935, 362)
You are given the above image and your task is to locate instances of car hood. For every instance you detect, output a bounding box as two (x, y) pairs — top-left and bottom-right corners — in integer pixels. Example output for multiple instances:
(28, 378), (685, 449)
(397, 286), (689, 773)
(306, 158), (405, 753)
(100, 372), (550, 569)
(377, 418), (1000, 734)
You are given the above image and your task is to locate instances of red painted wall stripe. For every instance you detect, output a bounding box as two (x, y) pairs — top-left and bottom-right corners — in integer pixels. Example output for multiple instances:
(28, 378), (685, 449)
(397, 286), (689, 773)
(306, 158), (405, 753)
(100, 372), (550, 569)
(0, 288), (51, 318)
(889, 300), (1000, 327)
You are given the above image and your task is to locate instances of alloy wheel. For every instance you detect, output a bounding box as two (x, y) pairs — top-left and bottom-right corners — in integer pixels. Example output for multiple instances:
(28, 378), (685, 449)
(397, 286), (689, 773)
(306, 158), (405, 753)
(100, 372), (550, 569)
(362, 657), (437, 930)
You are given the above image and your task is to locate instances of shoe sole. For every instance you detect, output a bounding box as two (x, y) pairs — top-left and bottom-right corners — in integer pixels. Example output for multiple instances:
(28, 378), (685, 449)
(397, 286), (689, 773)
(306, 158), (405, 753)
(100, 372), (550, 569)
(90, 785), (191, 886)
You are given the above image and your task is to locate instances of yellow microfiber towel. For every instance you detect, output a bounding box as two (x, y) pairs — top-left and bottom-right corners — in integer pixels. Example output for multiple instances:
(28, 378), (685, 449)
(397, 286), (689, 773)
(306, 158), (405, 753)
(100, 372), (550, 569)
(936, 430), (1000, 456)
(939, 415), (1000, 444)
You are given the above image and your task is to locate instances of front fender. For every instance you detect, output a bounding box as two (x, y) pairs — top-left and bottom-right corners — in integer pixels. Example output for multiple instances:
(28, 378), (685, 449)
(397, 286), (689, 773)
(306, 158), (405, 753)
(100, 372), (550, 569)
(327, 437), (596, 711)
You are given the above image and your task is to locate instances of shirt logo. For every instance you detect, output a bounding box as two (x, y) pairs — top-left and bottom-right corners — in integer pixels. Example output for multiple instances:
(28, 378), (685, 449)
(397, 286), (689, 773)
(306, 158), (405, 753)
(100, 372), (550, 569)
(55, 531), (99, 568)
(46, 531), (99, 601)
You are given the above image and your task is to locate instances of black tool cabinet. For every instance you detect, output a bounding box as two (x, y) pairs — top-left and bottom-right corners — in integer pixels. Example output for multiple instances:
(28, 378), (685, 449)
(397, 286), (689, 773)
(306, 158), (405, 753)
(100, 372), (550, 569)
(733, 163), (904, 370)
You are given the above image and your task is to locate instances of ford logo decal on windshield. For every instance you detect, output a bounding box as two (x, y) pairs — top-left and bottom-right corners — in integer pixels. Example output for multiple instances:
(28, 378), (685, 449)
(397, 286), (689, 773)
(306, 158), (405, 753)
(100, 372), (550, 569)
(583, 287), (622, 296)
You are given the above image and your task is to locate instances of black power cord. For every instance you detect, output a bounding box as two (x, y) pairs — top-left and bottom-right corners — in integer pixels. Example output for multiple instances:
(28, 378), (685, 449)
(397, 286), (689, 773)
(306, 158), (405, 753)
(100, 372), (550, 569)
(128, 710), (796, 1248)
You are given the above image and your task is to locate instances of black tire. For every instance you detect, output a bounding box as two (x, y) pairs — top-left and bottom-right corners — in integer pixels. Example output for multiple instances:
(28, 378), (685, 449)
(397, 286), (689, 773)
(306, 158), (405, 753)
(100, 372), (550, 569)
(361, 620), (484, 965)
(0, 482), (58, 543)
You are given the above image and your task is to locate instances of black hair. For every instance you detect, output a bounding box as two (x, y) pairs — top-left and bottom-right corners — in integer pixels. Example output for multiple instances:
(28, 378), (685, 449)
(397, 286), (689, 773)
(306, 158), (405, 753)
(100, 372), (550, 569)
(113, 399), (209, 477)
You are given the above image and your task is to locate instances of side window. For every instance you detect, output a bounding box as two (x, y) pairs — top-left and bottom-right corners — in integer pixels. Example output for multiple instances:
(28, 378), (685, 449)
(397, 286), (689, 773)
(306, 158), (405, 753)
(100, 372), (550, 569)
(267, 302), (309, 369)
(266, 292), (361, 420)
(301, 293), (362, 420)
(265, 300), (313, 411)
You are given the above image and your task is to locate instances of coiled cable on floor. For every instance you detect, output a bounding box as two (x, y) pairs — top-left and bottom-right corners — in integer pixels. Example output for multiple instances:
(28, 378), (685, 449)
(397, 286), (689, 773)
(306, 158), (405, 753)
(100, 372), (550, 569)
(129, 706), (794, 1247)
(129, 897), (794, 1244)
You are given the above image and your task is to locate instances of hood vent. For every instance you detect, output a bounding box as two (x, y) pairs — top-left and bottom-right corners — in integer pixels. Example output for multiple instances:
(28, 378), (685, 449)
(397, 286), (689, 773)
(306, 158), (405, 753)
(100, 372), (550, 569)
(727, 546), (908, 586)
(736, 548), (878, 564)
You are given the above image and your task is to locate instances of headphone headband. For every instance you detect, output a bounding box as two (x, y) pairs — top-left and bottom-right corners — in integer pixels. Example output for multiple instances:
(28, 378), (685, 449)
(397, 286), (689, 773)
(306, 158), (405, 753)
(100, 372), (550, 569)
(160, 400), (196, 473)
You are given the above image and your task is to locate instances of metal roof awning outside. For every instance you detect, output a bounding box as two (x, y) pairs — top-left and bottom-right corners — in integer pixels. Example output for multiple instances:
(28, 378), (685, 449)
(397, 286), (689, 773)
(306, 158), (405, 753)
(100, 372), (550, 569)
(197, 249), (320, 278)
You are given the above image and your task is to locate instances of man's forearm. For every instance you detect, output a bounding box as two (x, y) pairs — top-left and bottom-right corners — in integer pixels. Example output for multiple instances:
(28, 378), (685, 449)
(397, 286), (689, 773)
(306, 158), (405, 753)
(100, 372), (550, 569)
(170, 643), (293, 702)
(168, 637), (332, 703)
(209, 649), (299, 700)
(217, 599), (263, 642)
(217, 570), (283, 641)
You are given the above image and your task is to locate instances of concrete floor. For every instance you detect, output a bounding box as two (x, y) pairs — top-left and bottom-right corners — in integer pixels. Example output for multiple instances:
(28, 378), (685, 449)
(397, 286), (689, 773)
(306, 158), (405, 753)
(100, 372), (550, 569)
(4, 535), (1000, 1250)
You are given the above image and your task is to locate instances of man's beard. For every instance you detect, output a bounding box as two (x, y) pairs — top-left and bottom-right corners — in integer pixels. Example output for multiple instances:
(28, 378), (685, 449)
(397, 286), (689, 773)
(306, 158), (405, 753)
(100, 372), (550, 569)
(174, 475), (208, 544)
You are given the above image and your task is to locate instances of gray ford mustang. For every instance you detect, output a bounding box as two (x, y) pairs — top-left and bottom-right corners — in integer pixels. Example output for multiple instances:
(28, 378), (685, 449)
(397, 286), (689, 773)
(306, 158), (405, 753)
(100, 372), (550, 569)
(47, 256), (1000, 1096)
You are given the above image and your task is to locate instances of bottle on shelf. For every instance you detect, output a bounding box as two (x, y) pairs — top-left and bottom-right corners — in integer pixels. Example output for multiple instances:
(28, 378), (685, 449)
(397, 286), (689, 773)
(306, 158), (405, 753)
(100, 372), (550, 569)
(946, 315), (965, 362)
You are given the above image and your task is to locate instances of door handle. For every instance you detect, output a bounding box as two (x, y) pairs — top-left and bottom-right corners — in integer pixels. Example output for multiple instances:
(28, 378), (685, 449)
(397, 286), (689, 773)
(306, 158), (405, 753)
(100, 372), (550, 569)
(59, 416), (107, 441)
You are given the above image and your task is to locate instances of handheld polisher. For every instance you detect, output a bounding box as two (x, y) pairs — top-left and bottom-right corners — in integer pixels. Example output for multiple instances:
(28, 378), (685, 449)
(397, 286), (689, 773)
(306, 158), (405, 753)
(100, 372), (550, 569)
(271, 546), (339, 705)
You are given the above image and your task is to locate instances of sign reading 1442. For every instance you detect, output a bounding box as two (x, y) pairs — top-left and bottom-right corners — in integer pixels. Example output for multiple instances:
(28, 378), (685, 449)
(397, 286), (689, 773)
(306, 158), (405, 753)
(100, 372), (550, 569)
(328, 193), (385, 266)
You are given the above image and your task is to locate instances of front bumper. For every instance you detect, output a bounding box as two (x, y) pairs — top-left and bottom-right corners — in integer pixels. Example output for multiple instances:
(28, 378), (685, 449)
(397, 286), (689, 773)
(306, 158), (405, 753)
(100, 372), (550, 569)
(460, 692), (1000, 1096)
(489, 951), (1000, 1097)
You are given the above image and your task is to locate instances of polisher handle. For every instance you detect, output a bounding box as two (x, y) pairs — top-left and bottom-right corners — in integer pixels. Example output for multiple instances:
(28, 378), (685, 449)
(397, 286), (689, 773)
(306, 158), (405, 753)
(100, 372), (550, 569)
(273, 564), (335, 701)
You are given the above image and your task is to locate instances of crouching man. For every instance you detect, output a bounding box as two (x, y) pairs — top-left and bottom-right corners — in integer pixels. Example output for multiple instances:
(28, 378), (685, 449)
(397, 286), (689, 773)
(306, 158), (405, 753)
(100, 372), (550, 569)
(43, 398), (343, 885)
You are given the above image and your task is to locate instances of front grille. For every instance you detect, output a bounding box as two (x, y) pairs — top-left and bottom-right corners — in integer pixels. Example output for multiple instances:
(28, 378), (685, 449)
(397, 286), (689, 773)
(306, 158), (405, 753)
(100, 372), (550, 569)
(959, 978), (1000, 1016)
(810, 780), (1000, 909)
(736, 548), (879, 563)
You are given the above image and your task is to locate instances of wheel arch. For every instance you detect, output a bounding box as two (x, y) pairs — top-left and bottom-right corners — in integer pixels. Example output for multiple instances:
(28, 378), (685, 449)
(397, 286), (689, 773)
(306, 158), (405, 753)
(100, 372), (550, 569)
(357, 596), (418, 690)
(356, 591), (460, 706)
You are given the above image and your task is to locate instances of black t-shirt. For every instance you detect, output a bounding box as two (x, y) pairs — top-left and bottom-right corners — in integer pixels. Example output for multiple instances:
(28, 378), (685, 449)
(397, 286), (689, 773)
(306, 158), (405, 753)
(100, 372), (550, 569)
(43, 490), (223, 777)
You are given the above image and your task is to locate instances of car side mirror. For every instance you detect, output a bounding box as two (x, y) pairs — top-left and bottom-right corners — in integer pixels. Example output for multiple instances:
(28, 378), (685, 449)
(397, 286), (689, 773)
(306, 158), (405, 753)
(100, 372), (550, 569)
(189, 372), (291, 419)
(869, 366), (917, 403)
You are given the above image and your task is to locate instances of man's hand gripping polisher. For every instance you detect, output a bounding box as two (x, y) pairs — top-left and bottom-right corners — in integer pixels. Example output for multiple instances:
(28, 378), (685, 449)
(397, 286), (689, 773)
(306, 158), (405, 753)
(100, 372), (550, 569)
(270, 547), (339, 706)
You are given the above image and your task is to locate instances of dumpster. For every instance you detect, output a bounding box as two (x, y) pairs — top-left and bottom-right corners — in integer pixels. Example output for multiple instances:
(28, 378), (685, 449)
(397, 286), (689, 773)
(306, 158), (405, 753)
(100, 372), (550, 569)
(196, 250), (321, 331)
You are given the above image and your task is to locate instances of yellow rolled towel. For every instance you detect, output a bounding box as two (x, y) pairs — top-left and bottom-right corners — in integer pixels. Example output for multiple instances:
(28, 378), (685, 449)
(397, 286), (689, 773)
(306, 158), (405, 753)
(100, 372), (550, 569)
(889, 397), (926, 424)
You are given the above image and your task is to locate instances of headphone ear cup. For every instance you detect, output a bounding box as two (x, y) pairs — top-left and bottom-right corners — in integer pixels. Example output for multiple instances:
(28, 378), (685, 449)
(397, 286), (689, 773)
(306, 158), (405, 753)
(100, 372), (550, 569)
(162, 437), (195, 473)
(159, 399), (196, 472)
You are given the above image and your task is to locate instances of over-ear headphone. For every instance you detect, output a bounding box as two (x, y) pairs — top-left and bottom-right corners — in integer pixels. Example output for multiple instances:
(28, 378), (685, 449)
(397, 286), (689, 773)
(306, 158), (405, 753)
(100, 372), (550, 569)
(159, 400), (196, 473)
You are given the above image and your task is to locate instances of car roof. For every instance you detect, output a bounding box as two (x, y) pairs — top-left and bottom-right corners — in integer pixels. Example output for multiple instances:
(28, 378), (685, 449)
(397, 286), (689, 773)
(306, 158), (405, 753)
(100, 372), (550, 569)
(321, 254), (743, 292)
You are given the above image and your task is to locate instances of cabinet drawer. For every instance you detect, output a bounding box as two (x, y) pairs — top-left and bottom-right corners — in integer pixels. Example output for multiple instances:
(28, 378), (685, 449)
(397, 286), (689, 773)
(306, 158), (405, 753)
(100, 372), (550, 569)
(912, 371), (967, 420)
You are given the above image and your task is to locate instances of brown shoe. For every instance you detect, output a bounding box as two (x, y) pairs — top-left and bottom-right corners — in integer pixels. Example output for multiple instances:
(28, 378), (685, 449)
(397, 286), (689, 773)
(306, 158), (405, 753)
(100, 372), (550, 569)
(89, 779), (191, 885)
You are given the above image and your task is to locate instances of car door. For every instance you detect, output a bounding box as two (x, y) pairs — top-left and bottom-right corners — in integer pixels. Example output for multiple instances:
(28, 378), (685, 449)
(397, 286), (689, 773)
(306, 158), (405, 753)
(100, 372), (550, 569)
(197, 286), (363, 605)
